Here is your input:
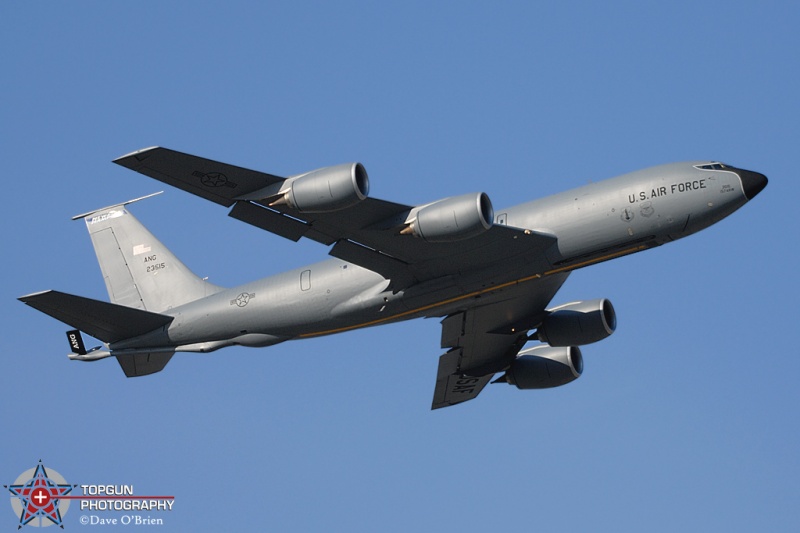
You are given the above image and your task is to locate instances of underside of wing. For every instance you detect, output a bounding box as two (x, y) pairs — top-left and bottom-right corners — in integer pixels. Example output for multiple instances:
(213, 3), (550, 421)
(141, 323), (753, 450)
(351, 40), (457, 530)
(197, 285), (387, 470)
(114, 147), (557, 288)
(432, 272), (570, 409)
(432, 352), (499, 409)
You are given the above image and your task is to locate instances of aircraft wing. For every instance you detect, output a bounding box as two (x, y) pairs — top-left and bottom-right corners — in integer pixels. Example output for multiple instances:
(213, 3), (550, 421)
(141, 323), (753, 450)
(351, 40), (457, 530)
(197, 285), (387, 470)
(113, 147), (285, 206)
(114, 147), (556, 286)
(432, 272), (570, 409)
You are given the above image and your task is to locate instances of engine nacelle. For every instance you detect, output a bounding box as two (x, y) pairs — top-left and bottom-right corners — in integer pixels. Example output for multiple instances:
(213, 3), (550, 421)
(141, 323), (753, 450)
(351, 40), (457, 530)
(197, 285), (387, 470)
(537, 298), (616, 346)
(502, 345), (583, 389)
(274, 162), (369, 213)
(402, 192), (494, 242)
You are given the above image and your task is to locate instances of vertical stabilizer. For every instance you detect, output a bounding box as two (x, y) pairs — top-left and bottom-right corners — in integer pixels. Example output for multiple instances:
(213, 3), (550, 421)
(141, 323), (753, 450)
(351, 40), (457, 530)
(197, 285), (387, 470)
(75, 194), (223, 312)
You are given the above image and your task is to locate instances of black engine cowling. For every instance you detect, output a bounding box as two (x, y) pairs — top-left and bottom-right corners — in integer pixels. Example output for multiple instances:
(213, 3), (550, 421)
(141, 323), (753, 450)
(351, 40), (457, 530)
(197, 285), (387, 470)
(276, 162), (369, 213)
(403, 192), (494, 242)
(501, 345), (583, 389)
(537, 299), (616, 346)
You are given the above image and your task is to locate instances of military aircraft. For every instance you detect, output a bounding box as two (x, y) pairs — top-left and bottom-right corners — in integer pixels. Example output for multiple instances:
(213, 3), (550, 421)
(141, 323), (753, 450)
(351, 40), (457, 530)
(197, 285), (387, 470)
(19, 148), (767, 408)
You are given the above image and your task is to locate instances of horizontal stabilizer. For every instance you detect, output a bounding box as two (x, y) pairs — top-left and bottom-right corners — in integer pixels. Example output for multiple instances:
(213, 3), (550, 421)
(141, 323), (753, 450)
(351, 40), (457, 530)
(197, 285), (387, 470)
(116, 352), (174, 377)
(19, 290), (173, 344)
(71, 191), (163, 220)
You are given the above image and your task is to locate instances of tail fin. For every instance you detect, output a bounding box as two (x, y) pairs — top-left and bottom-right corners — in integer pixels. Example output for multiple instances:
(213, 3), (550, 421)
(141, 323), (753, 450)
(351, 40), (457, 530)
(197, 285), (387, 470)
(74, 193), (222, 312)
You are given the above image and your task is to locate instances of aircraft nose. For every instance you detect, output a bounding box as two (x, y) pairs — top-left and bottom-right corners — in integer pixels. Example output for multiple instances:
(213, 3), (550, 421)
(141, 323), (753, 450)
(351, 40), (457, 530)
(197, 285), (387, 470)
(736, 167), (768, 200)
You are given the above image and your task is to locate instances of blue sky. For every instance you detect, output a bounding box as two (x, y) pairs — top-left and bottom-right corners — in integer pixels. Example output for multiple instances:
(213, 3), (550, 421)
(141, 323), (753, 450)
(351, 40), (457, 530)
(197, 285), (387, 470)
(2, 1), (798, 531)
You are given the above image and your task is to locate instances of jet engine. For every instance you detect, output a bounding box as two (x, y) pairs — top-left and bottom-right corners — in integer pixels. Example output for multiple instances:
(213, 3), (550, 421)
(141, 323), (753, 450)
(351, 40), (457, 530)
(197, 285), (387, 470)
(271, 162), (369, 213)
(401, 192), (494, 242)
(537, 298), (616, 346)
(499, 345), (583, 389)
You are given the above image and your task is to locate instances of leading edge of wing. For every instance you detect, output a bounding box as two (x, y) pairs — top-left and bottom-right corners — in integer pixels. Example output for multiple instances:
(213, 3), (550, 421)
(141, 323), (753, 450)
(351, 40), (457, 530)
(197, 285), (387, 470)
(113, 147), (285, 207)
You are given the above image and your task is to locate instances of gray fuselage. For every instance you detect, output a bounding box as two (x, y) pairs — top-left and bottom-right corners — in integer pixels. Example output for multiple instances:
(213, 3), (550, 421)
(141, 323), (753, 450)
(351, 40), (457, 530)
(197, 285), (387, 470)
(112, 162), (761, 354)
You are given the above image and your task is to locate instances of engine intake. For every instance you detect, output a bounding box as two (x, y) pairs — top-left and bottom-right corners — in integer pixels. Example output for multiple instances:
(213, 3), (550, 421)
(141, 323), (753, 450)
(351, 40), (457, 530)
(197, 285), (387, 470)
(500, 345), (583, 389)
(272, 162), (369, 213)
(537, 298), (616, 346)
(402, 192), (494, 242)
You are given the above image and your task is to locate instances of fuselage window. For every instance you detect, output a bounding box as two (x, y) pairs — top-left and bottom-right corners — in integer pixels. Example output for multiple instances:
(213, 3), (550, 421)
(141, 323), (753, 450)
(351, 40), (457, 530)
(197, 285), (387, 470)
(301, 270), (311, 291)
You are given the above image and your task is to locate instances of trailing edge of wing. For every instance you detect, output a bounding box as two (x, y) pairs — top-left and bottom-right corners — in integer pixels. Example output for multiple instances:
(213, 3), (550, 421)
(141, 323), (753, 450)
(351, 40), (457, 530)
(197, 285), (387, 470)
(19, 290), (173, 344)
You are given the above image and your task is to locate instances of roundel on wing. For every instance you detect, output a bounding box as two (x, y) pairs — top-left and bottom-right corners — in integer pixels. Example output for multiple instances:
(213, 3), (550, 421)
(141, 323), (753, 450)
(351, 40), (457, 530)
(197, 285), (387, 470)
(200, 172), (229, 187)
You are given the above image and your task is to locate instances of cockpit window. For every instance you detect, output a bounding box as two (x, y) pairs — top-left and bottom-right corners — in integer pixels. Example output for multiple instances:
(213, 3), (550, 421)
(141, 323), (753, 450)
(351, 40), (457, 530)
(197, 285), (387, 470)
(695, 163), (728, 170)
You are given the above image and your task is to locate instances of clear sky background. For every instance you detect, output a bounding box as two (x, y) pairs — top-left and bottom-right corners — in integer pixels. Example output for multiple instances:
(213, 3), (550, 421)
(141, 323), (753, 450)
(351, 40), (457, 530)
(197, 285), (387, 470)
(2, 1), (798, 531)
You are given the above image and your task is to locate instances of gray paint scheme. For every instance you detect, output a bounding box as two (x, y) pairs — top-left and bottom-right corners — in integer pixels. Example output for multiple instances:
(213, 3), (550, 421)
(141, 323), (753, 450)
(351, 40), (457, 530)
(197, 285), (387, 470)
(19, 148), (767, 409)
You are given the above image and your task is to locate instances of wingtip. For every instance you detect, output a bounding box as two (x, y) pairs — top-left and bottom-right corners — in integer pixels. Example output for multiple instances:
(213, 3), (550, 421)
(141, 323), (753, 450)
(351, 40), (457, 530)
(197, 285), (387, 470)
(113, 146), (161, 165)
(18, 290), (54, 302)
